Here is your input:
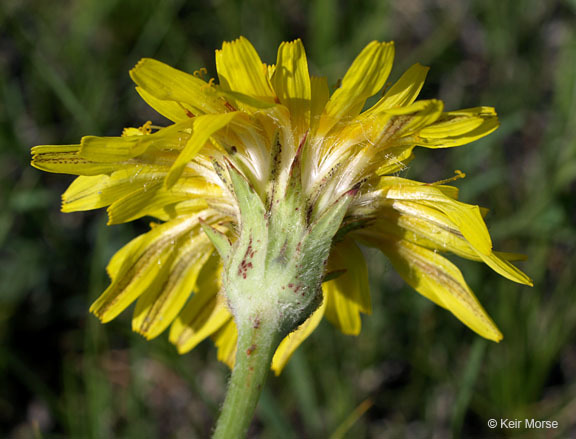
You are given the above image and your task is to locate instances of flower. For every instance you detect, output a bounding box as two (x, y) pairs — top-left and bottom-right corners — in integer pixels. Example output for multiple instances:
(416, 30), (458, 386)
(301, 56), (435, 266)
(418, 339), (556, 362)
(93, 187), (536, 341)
(32, 37), (532, 375)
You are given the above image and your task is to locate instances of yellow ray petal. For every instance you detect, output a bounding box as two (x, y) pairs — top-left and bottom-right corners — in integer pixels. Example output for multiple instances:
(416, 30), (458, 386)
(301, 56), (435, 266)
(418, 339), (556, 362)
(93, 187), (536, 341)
(106, 178), (219, 225)
(109, 195), (208, 225)
(319, 41), (394, 135)
(106, 183), (179, 224)
(272, 39), (311, 143)
(174, 198), (225, 217)
(106, 233), (146, 280)
(375, 145), (416, 175)
(91, 242), (172, 323)
(171, 295), (231, 353)
(416, 107), (499, 148)
(494, 251), (527, 262)
(31, 144), (124, 175)
(90, 215), (201, 322)
(363, 212), (532, 286)
(79, 136), (152, 162)
(338, 99), (443, 150)
(212, 319), (238, 369)
(169, 260), (231, 353)
(381, 239), (503, 342)
(476, 252), (533, 286)
(62, 175), (115, 212)
(310, 76), (330, 134)
(61, 167), (166, 213)
(323, 239), (371, 335)
(380, 99), (444, 140)
(130, 58), (226, 115)
(324, 285), (361, 335)
(366, 63), (430, 112)
(384, 209), (478, 255)
(216, 37), (276, 108)
(271, 299), (326, 375)
(165, 112), (241, 188)
(135, 86), (192, 122)
(380, 183), (493, 255)
(392, 204), (532, 285)
(132, 231), (214, 339)
(266, 63), (276, 80)
(422, 199), (491, 255)
(79, 120), (193, 162)
(213, 89), (278, 112)
(376, 176), (460, 199)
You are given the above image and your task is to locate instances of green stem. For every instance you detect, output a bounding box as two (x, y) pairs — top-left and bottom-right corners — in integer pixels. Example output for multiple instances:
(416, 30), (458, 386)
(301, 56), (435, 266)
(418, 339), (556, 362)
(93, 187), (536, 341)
(212, 316), (281, 439)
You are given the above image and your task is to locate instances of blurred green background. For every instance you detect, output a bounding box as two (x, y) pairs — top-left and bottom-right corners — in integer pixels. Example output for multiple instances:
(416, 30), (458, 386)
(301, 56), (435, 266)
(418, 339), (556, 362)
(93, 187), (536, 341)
(1, 0), (575, 437)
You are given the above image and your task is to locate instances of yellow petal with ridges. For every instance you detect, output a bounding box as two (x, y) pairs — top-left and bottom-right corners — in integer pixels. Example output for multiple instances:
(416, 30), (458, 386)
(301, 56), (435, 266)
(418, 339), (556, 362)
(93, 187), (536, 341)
(216, 37), (276, 106)
(135, 86), (192, 122)
(166, 112), (241, 188)
(212, 319), (238, 369)
(132, 231), (214, 339)
(92, 244), (173, 324)
(494, 251), (527, 262)
(130, 58), (226, 115)
(272, 39), (311, 142)
(310, 76), (330, 134)
(416, 107), (499, 148)
(106, 176), (219, 224)
(420, 116), (483, 137)
(90, 215), (201, 322)
(477, 252), (533, 286)
(322, 238), (371, 335)
(213, 89), (277, 112)
(395, 211), (477, 256)
(174, 198), (222, 217)
(385, 199), (463, 229)
(106, 182), (176, 224)
(381, 239), (502, 342)
(31, 144), (124, 175)
(266, 63), (276, 80)
(106, 233), (147, 280)
(79, 120), (194, 162)
(169, 260), (231, 353)
(420, 107), (496, 137)
(271, 299), (326, 375)
(382, 184), (493, 255)
(422, 199), (491, 255)
(62, 167), (166, 213)
(375, 145), (416, 175)
(392, 204), (532, 284)
(319, 41), (394, 135)
(79, 136), (152, 162)
(141, 207), (170, 222)
(382, 99), (444, 138)
(324, 285), (361, 335)
(367, 63), (430, 112)
(366, 213), (532, 286)
(340, 99), (443, 149)
(110, 195), (208, 225)
(171, 295), (231, 353)
(61, 175), (114, 212)
(376, 176), (460, 200)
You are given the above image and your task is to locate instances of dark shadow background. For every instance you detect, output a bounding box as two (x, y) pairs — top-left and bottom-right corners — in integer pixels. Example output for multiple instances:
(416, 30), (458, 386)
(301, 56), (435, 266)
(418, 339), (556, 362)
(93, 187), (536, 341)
(1, 0), (575, 437)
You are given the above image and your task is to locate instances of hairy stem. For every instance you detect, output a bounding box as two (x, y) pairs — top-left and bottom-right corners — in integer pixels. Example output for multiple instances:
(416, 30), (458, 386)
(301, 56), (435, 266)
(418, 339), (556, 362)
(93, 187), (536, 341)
(212, 315), (281, 439)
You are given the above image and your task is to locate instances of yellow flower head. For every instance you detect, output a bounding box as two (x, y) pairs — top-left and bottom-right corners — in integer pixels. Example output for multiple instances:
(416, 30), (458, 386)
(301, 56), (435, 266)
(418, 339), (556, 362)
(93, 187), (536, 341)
(32, 37), (532, 374)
